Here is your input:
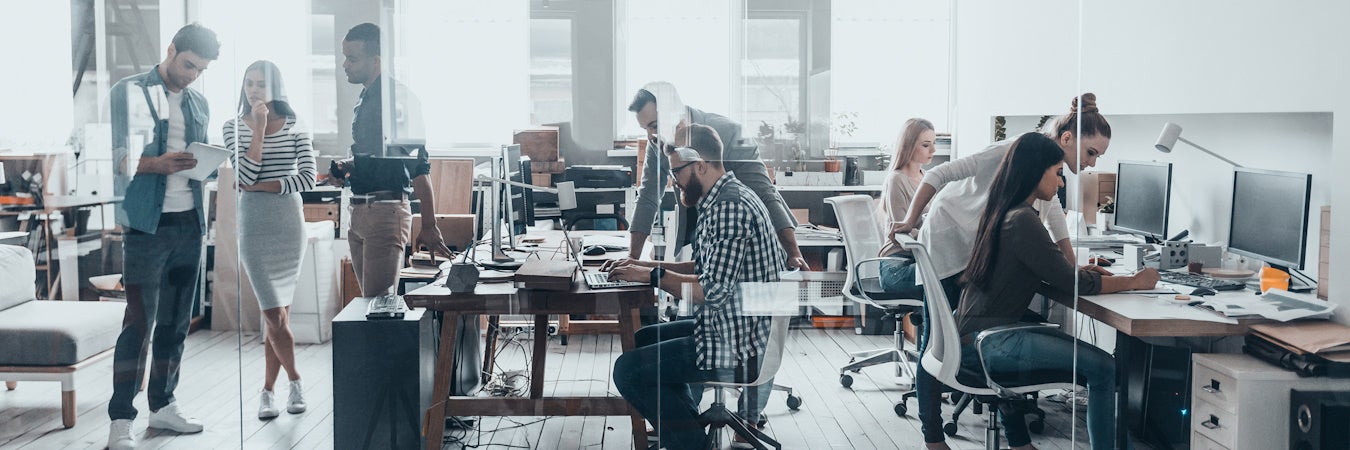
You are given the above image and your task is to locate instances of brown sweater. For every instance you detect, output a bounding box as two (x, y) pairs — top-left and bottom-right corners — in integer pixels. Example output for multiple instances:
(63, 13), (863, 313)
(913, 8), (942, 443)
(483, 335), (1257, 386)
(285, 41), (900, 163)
(955, 204), (1102, 342)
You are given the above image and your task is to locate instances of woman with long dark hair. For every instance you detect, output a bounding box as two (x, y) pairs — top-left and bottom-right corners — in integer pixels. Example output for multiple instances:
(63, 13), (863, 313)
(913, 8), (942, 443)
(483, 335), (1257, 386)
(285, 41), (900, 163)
(955, 132), (1158, 450)
(223, 60), (316, 420)
(889, 94), (1114, 449)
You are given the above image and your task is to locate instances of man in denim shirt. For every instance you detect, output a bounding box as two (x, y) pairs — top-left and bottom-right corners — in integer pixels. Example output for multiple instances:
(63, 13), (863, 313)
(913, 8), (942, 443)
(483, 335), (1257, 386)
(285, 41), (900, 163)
(106, 23), (218, 450)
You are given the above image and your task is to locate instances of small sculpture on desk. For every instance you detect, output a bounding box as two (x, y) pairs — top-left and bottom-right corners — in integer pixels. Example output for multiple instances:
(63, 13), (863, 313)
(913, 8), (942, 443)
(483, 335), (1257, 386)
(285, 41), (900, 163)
(444, 245), (480, 293)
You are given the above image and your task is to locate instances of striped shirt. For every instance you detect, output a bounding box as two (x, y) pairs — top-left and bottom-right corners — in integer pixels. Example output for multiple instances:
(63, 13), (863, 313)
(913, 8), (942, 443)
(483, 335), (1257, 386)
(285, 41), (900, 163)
(691, 172), (787, 370)
(222, 116), (317, 195)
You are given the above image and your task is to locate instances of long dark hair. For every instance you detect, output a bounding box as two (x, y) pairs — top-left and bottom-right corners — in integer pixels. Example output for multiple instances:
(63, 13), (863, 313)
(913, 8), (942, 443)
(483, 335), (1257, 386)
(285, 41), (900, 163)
(238, 60), (296, 118)
(962, 132), (1066, 289)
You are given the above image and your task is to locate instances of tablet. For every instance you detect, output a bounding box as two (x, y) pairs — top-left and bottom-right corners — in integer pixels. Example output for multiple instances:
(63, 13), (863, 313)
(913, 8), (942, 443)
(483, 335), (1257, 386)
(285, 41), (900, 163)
(180, 142), (232, 181)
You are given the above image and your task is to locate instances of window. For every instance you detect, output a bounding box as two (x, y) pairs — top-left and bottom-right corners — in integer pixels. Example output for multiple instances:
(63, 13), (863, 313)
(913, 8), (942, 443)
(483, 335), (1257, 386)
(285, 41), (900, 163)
(741, 14), (805, 141)
(530, 18), (573, 125)
(619, 0), (735, 137)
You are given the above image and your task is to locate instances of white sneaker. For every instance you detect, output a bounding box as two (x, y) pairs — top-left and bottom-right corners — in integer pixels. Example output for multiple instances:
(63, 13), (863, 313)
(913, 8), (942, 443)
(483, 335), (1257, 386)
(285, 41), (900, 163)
(148, 402), (204, 433)
(286, 380), (307, 414)
(258, 390), (280, 420)
(108, 419), (137, 450)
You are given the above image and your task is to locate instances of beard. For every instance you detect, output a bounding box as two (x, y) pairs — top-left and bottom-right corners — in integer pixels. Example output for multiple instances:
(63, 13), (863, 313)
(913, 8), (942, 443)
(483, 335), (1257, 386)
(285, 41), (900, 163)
(677, 176), (704, 208)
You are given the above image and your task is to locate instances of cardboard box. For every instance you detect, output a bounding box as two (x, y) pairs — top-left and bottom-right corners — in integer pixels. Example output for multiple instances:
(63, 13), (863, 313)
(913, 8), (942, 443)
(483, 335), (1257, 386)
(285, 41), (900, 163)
(411, 214), (476, 252)
(514, 126), (560, 162)
(531, 159), (567, 174)
(531, 173), (552, 187)
(303, 203), (339, 223)
(340, 257), (359, 308)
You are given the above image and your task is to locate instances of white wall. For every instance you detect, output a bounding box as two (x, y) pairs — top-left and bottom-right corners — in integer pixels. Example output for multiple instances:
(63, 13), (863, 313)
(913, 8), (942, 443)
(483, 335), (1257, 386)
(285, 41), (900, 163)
(954, 0), (1350, 323)
(0, 2), (73, 150)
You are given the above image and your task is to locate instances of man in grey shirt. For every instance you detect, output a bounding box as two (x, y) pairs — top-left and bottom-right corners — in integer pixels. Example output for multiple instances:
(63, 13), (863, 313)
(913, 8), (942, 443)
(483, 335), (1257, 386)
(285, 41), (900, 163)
(624, 86), (806, 269)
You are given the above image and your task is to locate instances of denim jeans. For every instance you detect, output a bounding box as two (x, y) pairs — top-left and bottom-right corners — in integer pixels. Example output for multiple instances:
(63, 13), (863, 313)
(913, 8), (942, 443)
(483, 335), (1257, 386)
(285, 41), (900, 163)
(880, 260), (967, 444)
(962, 329), (1118, 450)
(615, 322), (761, 450)
(109, 211), (202, 420)
(634, 320), (774, 422)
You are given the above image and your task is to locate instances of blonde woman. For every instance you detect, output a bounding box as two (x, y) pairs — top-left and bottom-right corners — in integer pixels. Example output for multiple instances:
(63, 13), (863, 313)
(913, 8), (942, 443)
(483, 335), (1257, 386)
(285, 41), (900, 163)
(877, 118), (937, 257)
(223, 60), (315, 420)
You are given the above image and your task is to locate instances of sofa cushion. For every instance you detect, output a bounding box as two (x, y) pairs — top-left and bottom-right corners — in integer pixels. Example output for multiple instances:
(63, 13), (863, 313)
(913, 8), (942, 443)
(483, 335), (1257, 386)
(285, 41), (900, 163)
(0, 300), (125, 366)
(0, 244), (36, 312)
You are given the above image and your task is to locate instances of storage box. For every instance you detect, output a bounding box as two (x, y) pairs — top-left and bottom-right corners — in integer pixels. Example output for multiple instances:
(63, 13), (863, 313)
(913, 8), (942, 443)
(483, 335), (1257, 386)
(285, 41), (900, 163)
(303, 203), (338, 223)
(290, 222), (340, 344)
(340, 257), (359, 308)
(410, 213), (476, 252)
(513, 126), (560, 162)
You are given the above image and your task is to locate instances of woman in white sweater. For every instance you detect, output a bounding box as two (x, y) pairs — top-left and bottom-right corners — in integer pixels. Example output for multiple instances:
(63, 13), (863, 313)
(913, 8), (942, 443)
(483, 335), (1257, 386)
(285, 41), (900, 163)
(223, 60), (316, 420)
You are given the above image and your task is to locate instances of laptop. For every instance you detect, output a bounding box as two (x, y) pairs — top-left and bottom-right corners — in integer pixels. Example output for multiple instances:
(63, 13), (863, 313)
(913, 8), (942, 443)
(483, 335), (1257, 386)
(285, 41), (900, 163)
(562, 228), (647, 289)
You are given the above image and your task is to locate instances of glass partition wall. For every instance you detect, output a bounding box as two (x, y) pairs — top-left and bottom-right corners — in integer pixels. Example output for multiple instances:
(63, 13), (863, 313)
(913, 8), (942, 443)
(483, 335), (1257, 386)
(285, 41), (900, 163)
(25, 1), (1350, 449)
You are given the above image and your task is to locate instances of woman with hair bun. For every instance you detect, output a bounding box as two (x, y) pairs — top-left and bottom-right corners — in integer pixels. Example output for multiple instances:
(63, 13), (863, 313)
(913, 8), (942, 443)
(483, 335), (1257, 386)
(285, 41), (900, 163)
(885, 94), (1114, 449)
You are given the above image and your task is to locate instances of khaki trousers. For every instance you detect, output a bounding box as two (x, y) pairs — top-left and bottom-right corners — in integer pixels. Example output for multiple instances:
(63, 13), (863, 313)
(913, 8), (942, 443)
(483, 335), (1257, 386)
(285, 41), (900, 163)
(348, 200), (412, 297)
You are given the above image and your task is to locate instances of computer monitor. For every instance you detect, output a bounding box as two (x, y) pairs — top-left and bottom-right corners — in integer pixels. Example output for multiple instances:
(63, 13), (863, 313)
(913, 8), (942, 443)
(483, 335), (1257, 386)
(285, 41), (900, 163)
(508, 157), (535, 235)
(1112, 161), (1172, 240)
(1227, 167), (1313, 272)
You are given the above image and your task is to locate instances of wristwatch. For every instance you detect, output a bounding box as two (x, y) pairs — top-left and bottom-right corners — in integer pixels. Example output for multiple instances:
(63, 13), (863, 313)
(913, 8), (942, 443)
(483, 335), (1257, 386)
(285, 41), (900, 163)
(649, 266), (666, 288)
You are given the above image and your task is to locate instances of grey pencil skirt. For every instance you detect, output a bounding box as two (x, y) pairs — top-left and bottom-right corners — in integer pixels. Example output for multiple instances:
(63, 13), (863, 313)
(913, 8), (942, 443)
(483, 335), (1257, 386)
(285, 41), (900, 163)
(238, 191), (305, 311)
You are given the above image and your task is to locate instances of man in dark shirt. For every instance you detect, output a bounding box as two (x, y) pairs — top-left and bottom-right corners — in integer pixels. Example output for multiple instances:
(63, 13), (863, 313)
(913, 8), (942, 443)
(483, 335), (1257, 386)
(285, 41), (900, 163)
(330, 23), (450, 300)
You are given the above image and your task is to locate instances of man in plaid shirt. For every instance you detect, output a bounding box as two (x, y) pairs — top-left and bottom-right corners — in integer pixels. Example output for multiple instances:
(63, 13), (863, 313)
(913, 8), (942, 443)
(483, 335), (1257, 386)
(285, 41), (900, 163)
(607, 123), (787, 450)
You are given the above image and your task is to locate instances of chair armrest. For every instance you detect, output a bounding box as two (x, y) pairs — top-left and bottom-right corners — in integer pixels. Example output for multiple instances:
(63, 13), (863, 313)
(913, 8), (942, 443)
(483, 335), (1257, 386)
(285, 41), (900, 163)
(851, 256), (915, 303)
(973, 323), (1062, 399)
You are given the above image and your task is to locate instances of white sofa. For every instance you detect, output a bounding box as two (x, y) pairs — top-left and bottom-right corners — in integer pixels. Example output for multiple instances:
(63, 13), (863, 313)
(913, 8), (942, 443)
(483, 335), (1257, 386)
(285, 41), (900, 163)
(0, 244), (125, 428)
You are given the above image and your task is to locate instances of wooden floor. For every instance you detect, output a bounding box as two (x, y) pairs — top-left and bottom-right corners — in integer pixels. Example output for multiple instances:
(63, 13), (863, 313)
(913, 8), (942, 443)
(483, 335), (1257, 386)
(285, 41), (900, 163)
(1, 327), (1151, 449)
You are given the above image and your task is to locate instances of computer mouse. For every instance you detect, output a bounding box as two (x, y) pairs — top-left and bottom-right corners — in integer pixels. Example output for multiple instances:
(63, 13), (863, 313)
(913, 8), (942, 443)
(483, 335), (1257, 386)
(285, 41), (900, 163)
(583, 245), (607, 256)
(1189, 287), (1218, 297)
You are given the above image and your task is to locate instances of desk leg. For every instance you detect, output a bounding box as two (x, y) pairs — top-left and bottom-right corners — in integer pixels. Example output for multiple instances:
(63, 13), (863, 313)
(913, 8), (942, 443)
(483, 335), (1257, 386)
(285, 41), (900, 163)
(1115, 330), (1133, 450)
(617, 306), (647, 449)
(531, 315), (548, 399)
(425, 312), (461, 450)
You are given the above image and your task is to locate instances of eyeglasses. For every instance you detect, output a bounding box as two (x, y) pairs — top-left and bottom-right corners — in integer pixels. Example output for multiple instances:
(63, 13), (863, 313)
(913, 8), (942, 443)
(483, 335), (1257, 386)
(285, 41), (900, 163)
(668, 161), (698, 178)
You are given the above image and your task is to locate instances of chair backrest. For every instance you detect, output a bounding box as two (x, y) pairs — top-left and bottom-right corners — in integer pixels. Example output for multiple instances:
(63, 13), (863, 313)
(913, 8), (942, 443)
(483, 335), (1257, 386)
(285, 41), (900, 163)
(0, 244), (36, 311)
(747, 314), (791, 386)
(898, 235), (967, 389)
(824, 195), (883, 266)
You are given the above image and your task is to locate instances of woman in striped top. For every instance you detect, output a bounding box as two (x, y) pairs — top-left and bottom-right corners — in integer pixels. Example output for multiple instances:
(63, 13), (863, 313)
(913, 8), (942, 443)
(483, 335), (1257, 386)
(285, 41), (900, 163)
(223, 60), (315, 421)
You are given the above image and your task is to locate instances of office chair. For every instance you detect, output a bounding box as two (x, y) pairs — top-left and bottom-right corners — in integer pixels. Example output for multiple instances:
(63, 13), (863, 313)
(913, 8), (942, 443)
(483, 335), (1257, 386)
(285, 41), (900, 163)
(824, 195), (923, 416)
(699, 314), (792, 450)
(899, 235), (1075, 450)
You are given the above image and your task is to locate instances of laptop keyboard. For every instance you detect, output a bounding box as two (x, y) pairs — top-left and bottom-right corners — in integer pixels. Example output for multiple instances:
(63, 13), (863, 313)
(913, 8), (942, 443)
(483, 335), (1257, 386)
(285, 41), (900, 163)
(1158, 271), (1247, 291)
(586, 271), (644, 288)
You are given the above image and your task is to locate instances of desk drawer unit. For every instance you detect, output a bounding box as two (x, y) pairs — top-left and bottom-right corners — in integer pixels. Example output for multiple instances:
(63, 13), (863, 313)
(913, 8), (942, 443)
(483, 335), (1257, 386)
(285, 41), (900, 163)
(1191, 353), (1350, 450)
(1191, 433), (1228, 450)
(1191, 396), (1238, 448)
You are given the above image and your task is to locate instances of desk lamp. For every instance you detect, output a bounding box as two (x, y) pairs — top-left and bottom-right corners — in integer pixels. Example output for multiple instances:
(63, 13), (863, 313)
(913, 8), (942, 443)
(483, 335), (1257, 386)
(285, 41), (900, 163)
(1154, 122), (1244, 168)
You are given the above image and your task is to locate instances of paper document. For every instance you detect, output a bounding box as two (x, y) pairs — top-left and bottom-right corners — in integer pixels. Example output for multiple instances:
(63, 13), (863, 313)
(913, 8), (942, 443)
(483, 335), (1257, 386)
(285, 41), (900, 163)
(180, 142), (231, 181)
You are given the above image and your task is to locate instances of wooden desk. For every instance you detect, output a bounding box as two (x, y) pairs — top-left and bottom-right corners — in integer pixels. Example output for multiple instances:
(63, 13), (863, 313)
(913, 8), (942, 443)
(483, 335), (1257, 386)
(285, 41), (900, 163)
(1062, 289), (1272, 449)
(404, 231), (653, 450)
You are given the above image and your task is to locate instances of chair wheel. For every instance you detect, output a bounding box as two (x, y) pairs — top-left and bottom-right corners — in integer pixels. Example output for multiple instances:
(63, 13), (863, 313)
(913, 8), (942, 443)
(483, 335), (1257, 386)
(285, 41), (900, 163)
(894, 403), (907, 416)
(786, 395), (802, 410)
(839, 374), (853, 388)
(758, 413), (769, 428)
(943, 422), (959, 437)
(1028, 418), (1045, 434)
